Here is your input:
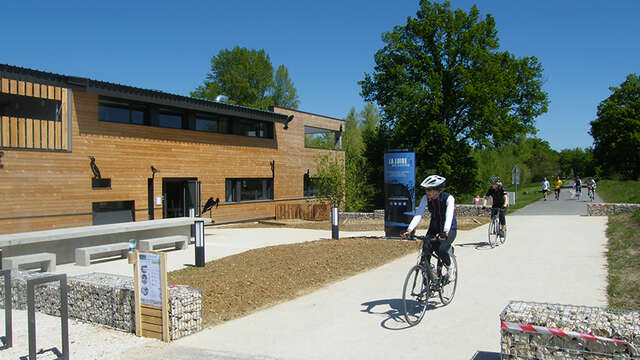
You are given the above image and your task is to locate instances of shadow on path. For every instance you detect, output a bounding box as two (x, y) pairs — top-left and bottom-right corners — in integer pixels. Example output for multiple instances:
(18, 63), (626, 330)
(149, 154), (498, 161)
(360, 298), (442, 330)
(470, 351), (501, 360)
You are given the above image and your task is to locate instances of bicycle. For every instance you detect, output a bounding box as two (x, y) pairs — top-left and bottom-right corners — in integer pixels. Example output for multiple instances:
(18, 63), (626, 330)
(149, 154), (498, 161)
(401, 235), (458, 326)
(588, 186), (595, 201)
(486, 208), (506, 247)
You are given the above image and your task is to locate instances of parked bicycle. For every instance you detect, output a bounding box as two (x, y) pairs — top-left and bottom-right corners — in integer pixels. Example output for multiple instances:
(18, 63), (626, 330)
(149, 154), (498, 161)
(401, 235), (458, 326)
(487, 208), (506, 247)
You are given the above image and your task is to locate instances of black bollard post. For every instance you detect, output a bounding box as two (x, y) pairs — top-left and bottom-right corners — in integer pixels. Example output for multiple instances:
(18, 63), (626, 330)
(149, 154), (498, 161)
(331, 206), (339, 240)
(194, 220), (205, 267)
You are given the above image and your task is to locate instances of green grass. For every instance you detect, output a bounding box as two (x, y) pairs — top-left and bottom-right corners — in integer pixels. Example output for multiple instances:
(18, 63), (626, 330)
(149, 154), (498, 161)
(597, 180), (640, 203)
(606, 209), (640, 310)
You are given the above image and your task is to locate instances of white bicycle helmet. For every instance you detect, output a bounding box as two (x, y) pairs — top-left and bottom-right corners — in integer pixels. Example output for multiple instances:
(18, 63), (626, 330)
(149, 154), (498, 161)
(420, 175), (446, 189)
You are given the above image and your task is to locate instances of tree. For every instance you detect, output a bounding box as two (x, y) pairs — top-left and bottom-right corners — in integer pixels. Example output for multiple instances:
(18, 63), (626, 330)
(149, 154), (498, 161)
(314, 153), (346, 208)
(359, 1), (548, 194)
(272, 65), (300, 109)
(590, 74), (640, 180)
(191, 47), (300, 110)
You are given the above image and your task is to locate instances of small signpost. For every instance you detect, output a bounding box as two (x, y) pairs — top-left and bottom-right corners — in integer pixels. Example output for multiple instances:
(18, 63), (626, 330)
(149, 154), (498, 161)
(133, 250), (169, 342)
(512, 165), (521, 203)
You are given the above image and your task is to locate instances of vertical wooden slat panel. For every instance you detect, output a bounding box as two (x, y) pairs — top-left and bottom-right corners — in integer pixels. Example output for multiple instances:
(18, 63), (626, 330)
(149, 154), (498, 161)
(18, 81), (25, 96)
(1, 78), (8, 93)
(26, 119), (33, 148)
(10, 117), (18, 147)
(41, 119), (47, 149)
(61, 88), (68, 149)
(48, 85), (55, 100)
(9, 79), (17, 94)
(55, 86), (61, 101)
(26, 82), (33, 97)
(33, 83), (41, 98)
(1, 116), (9, 146)
(55, 122), (61, 149)
(48, 121), (55, 149)
(33, 119), (41, 148)
(18, 118), (26, 148)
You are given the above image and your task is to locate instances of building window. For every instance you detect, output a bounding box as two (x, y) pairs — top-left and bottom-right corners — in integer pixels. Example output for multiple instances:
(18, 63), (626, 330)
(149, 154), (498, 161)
(158, 110), (183, 129)
(225, 178), (274, 202)
(98, 96), (274, 138)
(304, 126), (341, 150)
(304, 174), (320, 197)
(99, 101), (146, 125)
(0, 92), (62, 121)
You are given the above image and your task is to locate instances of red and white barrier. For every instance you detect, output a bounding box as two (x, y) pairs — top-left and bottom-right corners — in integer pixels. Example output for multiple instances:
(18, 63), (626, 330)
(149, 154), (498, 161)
(501, 320), (633, 346)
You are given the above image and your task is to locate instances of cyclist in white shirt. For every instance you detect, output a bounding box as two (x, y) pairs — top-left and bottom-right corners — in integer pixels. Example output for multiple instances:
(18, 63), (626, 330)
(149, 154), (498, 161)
(401, 175), (457, 281)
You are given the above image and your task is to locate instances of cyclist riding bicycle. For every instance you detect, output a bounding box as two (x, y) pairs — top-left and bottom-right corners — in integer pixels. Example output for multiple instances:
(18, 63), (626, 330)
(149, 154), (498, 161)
(554, 176), (563, 200)
(574, 176), (582, 199)
(401, 175), (457, 281)
(482, 176), (509, 237)
(587, 177), (597, 197)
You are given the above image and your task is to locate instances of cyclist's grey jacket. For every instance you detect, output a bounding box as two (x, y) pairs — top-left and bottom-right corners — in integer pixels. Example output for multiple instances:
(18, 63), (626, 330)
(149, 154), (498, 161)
(407, 192), (457, 234)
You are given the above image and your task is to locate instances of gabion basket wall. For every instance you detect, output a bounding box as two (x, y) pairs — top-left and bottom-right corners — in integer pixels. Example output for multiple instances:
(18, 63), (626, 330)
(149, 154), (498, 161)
(500, 301), (640, 359)
(0, 271), (203, 340)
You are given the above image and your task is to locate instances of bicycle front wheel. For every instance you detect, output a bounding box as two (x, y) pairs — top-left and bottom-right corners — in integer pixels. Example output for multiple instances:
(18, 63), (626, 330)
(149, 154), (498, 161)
(402, 264), (429, 326)
(439, 255), (458, 305)
(488, 218), (497, 248)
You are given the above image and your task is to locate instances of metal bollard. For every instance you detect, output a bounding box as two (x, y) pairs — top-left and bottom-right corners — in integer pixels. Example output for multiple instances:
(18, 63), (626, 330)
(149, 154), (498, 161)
(194, 220), (205, 267)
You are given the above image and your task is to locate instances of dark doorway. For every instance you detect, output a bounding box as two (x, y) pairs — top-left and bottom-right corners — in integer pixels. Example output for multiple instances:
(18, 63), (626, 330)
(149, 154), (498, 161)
(162, 178), (200, 218)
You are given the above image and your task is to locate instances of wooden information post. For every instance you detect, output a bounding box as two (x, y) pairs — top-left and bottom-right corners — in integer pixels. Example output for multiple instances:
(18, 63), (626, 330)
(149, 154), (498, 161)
(132, 250), (169, 342)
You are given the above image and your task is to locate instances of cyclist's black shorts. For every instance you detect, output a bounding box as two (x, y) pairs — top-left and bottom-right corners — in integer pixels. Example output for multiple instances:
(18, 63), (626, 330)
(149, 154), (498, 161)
(491, 207), (507, 226)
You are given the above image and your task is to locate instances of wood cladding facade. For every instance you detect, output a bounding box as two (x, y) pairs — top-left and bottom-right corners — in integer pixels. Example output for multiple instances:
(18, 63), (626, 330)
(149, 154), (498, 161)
(0, 78), (344, 235)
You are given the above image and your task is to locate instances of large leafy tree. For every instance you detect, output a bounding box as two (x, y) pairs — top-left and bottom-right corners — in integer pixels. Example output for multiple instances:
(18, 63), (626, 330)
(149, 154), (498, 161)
(272, 65), (300, 109)
(192, 47), (299, 110)
(590, 74), (640, 180)
(360, 1), (548, 194)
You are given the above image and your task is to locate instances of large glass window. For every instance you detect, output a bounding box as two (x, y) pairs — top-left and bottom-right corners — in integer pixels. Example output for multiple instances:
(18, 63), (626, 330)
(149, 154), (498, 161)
(304, 126), (341, 150)
(225, 178), (274, 202)
(98, 96), (275, 138)
(99, 101), (146, 125)
(158, 111), (183, 129)
(0, 93), (62, 121)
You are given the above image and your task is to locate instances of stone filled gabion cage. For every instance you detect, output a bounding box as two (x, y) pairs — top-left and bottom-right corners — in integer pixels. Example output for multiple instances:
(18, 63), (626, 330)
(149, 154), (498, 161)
(500, 301), (640, 359)
(0, 271), (203, 340)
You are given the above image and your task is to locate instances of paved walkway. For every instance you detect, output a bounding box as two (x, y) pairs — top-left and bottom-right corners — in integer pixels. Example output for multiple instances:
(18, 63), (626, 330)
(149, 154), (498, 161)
(125, 198), (608, 360)
(1, 196), (609, 359)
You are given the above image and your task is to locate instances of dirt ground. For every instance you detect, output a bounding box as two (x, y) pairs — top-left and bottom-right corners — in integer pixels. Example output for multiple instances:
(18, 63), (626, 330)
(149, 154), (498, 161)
(168, 217), (488, 327)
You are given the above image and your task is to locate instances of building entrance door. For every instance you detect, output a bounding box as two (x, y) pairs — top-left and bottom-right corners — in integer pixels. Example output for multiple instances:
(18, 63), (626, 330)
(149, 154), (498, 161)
(162, 178), (200, 218)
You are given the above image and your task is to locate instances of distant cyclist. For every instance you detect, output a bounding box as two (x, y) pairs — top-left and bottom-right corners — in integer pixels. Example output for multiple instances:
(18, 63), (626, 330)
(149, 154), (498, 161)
(401, 175), (457, 281)
(482, 176), (508, 237)
(587, 177), (597, 199)
(574, 176), (582, 200)
(554, 176), (563, 200)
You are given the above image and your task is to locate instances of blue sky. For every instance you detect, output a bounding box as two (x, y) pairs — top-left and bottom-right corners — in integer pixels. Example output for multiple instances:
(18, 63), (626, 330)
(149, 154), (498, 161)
(2, 0), (639, 151)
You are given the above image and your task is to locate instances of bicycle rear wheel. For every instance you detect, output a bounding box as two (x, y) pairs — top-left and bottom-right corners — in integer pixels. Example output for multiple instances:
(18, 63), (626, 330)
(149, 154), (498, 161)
(439, 255), (458, 305)
(402, 264), (429, 326)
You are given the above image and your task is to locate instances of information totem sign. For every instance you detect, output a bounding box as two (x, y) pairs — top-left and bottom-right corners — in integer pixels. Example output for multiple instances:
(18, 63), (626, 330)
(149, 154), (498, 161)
(384, 150), (416, 237)
(134, 250), (170, 342)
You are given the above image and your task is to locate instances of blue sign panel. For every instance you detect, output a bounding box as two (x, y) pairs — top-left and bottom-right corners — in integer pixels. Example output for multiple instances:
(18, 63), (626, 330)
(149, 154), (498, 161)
(384, 150), (415, 237)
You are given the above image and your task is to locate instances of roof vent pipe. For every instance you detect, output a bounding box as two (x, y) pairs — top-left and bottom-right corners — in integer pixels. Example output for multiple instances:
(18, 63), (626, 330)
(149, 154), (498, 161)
(214, 95), (229, 103)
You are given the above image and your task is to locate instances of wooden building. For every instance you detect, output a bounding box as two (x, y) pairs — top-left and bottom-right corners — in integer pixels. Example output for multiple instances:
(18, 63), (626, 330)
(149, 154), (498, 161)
(0, 64), (344, 235)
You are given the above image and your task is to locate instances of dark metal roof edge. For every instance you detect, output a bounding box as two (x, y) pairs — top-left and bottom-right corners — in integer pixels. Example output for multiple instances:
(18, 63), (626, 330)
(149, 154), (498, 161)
(0, 64), (289, 123)
(270, 105), (345, 122)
